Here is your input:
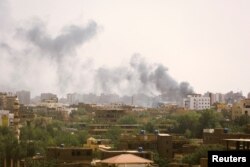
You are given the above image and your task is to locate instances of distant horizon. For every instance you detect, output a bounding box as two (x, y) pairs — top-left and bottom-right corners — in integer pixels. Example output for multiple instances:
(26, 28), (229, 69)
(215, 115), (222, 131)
(1, 89), (248, 99)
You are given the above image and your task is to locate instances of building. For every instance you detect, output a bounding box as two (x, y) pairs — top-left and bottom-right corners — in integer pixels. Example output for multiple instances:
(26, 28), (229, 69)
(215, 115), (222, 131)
(88, 124), (140, 136)
(0, 110), (13, 126)
(231, 99), (250, 120)
(67, 93), (82, 105)
(100, 154), (153, 167)
(94, 109), (126, 123)
(16, 90), (30, 105)
(119, 133), (173, 160)
(183, 94), (210, 110)
(204, 92), (225, 105)
(41, 93), (58, 102)
(0, 92), (7, 109)
(231, 103), (242, 120)
(240, 99), (250, 116)
(6, 95), (17, 112)
(46, 147), (93, 167)
(203, 128), (250, 145)
(83, 137), (111, 151)
(157, 134), (172, 158)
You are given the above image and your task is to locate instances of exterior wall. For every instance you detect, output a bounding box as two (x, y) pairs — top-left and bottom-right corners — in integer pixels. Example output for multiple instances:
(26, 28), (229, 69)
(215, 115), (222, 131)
(6, 96), (17, 112)
(240, 99), (250, 116)
(46, 147), (92, 165)
(94, 109), (126, 123)
(41, 93), (58, 102)
(157, 134), (173, 159)
(231, 103), (242, 120)
(200, 158), (208, 167)
(16, 90), (31, 105)
(183, 94), (210, 110)
(0, 93), (7, 109)
(231, 99), (250, 120)
(203, 128), (250, 145)
(119, 134), (173, 160)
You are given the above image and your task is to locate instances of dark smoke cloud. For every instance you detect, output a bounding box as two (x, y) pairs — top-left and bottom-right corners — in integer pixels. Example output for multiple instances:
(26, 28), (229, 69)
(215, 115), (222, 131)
(15, 20), (99, 92)
(94, 54), (194, 103)
(0, 3), (194, 104)
(17, 20), (98, 60)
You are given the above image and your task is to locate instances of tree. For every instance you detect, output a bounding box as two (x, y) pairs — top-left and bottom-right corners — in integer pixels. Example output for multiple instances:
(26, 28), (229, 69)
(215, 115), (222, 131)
(182, 144), (225, 165)
(234, 115), (250, 126)
(0, 127), (25, 167)
(105, 126), (122, 148)
(154, 153), (169, 167)
(118, 115), (138, 124)
(197, 109), (223, 137)
(175, 111), (200, 137)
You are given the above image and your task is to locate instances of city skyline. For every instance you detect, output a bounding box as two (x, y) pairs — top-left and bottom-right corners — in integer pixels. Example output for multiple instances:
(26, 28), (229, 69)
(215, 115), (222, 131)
(1, 0), (250, 96)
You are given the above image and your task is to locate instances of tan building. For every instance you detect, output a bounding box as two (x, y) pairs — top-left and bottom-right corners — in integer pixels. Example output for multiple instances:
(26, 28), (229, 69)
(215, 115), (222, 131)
(0, 92), (7, 109)
(83, 137), (111, 151)
(94, 109), (126, 123)
(231, 103), (242, 120)
(6, 95), (17, 112)
(231, 99), (250, 120)
(47, 147), (93, 167)
(203, 128), (250, 145)
(119, 133), (173, 160)
(240, 99), (250, 116)
(88, 124), (140, 136)
(157, 134), (172, 159)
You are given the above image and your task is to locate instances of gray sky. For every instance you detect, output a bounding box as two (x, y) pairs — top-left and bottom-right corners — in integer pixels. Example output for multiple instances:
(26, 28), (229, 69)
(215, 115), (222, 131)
(1, 0), (250, 96)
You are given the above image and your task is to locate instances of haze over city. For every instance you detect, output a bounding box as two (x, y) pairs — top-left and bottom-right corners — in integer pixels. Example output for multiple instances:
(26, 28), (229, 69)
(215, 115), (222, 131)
(1, 0), (250, 97)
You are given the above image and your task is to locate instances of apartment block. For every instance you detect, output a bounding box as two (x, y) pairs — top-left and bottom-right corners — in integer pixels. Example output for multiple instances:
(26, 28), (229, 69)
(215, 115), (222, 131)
(16, 90), (30, 105)
(183, 94), (210, 110)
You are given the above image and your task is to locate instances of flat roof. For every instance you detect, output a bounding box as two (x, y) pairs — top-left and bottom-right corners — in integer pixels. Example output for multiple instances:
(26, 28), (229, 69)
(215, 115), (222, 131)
(158, 133), (170, 136)
(223, 139), (250, 142)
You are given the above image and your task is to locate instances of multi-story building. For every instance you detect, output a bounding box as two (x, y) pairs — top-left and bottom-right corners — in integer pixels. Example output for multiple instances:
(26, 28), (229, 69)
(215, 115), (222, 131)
(6, 95), (17, 112)
(16, 90), (30, 105)
(183, 94), (210, 110)
(0, 92), (7, 109)
(41, 93), (58, 102)
(46, 147), (93, 166)
(94, 109), (126, 123)
(231, 99), (250, 120)
(203, 128), (250, 145)
(204, 92), (225, 105)
(119, 133), (173, 160)
(67, 93), (82, 105)
(240, 99), (250, 116)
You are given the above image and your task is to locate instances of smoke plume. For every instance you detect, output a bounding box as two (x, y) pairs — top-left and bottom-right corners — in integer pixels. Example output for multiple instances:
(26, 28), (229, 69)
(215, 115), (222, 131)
(0, 2), (193, 104)
(94, 54), (193, 103)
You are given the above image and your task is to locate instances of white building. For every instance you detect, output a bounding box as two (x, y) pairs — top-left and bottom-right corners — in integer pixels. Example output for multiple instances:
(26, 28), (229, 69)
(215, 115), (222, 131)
(183, 94), (210, 110)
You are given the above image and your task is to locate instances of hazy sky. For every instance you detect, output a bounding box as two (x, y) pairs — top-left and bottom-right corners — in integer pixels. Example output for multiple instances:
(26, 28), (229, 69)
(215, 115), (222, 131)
(1, 0), (250, 96)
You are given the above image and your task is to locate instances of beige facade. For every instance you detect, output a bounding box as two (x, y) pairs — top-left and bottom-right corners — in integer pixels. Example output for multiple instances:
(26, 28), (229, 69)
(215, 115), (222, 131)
(94, 109), (126, 123)
(231, 99), (250, 120)
(203, 128), (250, 145)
